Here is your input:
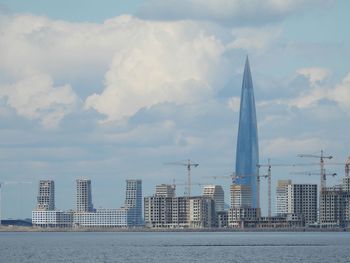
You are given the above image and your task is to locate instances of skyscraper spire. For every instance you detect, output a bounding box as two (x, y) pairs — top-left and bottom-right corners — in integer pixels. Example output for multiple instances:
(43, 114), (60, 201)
(235, 56), (259, 208)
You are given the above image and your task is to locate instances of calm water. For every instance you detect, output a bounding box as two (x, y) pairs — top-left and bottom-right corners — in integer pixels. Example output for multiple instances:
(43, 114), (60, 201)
(0, 232), (349, 263)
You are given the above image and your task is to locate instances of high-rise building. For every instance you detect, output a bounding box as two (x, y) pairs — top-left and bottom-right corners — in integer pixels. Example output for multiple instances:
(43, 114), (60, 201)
(276, 180), (292, 216)
(36, 180), (55, 211)
(235, 57), (259, 208)
(76, 179), (94, 212)
(230, 184), (252, 208)
(287, 184), (318, 226)
(203, 185), (225, 212)
(156, 184), (176, 198)
(124, 179), (143, 226)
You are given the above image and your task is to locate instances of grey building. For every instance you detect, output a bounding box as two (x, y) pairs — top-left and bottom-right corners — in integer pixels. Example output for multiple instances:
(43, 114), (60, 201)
(124, 179), (143, 226)
(76, 179), (94, 212)
(36, 180), (55, 211)
(287, 184), (318, 226)
(203, 185), (225, 212)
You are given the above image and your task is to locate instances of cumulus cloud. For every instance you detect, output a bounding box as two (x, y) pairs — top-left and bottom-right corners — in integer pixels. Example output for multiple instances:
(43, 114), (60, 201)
(329, 73), (350, 110)
(0, 73), (79, 128)
(84, 18), (228, 121)
(138, 0), (333, 25)
(297, 67), (331, 84)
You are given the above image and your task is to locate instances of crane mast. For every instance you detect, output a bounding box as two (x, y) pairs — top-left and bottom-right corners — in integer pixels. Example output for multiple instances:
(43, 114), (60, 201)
(165, 159), (199, 197)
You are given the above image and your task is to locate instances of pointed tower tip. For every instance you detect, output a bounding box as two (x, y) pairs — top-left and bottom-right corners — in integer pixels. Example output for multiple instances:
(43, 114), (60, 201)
(245, 55), (250, 66)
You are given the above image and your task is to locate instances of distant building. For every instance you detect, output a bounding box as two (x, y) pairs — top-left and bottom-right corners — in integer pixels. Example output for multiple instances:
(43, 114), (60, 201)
(320, 176), (350, 228)
(73, 208), (130, 228)
(124, 179), (143, 226)
(76, 179), (94, 212)
(32, 210), (73, 228)
(202, 185), (225, 212)
(228, 207), (260, 228)
(144, 186), (216, 229)
(32, 180), (72, 227)
(276, 180), (292, 216)
(230, 184), (252, 208)
(287, 184), (318, 226)
(36, 180), (55, 211)
(235, 57), (259, 208)
(156, 184), (175, 198)
(189, 196), (216, 228)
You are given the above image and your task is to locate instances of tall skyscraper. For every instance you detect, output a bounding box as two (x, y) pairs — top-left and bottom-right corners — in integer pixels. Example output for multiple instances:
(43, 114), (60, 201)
(124, 179), (143, 225)
(76, 179), (94, 212)
(36, 180), (55, 211)
(203, 185), (225, 212)
(235, 56), (259, 208)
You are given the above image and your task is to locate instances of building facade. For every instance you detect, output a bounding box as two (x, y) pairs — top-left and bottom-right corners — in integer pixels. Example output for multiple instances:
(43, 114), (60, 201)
(230, 184), (252, 208)
(235, 57), (259, 208)
(36, 180), (55, 211)
(32, 210), (73, 227)
(202, 185), (225, 212)
(276, 180), (292, 216)
(144, 194), (216, 229)
(287, 184), (318, 226)
(73, 208), (130, 228)
(76, 179), (94, 212)
(124, 179), (143, 226)
(156, 184), (176, 198)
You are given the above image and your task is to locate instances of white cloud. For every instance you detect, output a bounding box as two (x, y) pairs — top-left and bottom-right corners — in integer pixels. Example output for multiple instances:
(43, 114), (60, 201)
(297, 67), (331, 84)
(85, 18), (227, 121)
(138, 0), (333, 25)
(329, 73), (350, 110)
(227, 97), (240, 112)
(262, 137), (325, 157)
(0, 73), (79, 128)
(228, 26), (282, 53)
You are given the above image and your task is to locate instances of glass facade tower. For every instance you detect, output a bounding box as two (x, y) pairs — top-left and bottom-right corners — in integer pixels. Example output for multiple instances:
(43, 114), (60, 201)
(235, 56), (259, 208)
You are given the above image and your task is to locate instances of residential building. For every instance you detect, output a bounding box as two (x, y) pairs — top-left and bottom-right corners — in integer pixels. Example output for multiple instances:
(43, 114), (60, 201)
(202, 185), (225, 212)
(230, 184), (252, 208)
(73, 208), (130, 228)
(76, 179), (94, 212)
(32, 210), (73, 228)
(276, 180), (292, 216)
(155, 184), (175, 198)
(124, 179), (143, 226)
(36, 180), (55, 211)
(287, 184), (318, 226)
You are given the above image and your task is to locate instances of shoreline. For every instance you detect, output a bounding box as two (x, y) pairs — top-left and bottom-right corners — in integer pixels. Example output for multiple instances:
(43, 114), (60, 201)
(0, 226), (349, 233)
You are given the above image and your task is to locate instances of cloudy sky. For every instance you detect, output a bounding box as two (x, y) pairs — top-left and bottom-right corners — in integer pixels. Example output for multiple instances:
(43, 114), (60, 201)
(0, 0), (349, 219)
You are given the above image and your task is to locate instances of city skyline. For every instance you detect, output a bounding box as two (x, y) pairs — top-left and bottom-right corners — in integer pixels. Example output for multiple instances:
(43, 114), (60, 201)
(0, 0), (350, 219)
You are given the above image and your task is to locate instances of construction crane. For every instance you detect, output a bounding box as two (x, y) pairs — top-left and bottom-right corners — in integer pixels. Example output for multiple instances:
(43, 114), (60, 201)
(203, 172), (268, 211)
(165, 159), (199, 197)
(256, 160), (305, 218)
(298, 150), (333, 190)
(0, 181), (32, 224)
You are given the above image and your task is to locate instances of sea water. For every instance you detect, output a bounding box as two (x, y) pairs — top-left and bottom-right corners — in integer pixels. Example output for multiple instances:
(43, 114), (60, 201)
(0, 232), (349, 263)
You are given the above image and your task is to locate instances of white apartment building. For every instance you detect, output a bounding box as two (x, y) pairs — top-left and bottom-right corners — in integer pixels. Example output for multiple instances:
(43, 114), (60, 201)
(32, 210), (73, 227)
(73, 208), (130, 228)
(276, 180), (292, 216)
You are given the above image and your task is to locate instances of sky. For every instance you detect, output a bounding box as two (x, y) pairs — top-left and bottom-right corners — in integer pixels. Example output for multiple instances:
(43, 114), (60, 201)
(0, 0), (350, 219)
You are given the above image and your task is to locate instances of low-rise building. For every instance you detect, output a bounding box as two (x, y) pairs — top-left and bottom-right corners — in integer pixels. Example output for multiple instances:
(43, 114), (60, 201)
(32, 210), (73, 227)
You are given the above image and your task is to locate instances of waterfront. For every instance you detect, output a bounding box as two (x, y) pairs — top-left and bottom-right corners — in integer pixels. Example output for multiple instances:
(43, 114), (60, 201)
(0, 232), (349, 263)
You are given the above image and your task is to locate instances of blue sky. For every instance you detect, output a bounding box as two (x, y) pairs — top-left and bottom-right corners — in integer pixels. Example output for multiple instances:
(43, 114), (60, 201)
(0, 0), (350, 219)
